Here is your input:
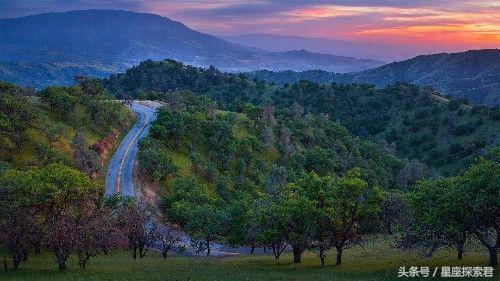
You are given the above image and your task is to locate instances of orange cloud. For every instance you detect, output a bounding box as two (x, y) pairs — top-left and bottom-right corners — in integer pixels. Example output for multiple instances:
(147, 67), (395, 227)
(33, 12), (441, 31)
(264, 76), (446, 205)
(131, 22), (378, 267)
(351, 24), (499, 47)
(283, 4), (499, 47)
(283, 5), (442, 21)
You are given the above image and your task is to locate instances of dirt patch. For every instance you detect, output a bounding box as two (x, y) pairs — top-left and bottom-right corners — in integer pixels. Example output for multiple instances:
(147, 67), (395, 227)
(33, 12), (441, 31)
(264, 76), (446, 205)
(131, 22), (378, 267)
(91, 129), (119, 163)
(133, 160), (167, 220)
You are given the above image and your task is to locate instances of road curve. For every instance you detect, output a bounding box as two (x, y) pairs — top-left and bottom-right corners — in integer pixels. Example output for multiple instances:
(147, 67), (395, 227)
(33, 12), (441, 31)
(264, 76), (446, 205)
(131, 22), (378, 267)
(104, 101), (257, 256)
(105, 101), (159, 197)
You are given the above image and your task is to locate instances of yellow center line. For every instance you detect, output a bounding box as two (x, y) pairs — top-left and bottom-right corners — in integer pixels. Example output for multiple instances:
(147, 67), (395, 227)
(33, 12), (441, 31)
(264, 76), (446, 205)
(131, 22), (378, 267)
(116, 105), (150, 193)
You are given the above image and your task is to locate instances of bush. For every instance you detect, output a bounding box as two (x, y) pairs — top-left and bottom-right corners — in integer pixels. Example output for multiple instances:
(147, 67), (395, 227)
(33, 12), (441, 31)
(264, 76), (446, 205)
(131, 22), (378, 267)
(138, 148), (178, 181)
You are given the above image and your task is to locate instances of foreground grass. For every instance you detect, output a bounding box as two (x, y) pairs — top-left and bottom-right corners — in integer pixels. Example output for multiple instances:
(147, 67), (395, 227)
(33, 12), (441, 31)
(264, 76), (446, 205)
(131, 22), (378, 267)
(1, 238), (497, 280)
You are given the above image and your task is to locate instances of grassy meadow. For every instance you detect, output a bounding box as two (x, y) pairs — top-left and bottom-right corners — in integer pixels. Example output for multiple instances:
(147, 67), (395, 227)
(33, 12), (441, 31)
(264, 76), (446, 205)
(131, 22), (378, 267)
(1, 237), (496, 281)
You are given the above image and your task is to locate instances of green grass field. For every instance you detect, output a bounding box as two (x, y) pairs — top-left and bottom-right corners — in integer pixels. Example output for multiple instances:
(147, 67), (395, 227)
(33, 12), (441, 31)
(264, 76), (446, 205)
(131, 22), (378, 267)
(1, 237), (497, 281)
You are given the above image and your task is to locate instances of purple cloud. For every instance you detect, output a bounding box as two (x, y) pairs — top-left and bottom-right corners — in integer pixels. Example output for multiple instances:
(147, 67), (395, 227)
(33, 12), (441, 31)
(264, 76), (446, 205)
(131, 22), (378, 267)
(0, 0), (498, 54)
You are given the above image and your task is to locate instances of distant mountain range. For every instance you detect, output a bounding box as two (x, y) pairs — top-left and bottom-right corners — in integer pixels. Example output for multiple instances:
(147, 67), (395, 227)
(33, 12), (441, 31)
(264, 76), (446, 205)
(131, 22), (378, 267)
(224, 34), (425, 62)
(0, 9), (382, 88)
(248, 49), (500, 106)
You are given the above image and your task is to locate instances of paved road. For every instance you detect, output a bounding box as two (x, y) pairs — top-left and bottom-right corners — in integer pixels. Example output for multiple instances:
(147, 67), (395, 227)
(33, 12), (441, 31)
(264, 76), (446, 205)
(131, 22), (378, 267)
(105, 101), (159, 197)
(104, 101), (261, 256)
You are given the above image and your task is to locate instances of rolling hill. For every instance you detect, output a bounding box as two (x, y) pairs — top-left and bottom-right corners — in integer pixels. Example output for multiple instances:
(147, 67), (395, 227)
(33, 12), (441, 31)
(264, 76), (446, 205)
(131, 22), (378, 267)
(104, 59), (500, 176)
(0, 9), (382, 88)
(247, 49), (500, 106)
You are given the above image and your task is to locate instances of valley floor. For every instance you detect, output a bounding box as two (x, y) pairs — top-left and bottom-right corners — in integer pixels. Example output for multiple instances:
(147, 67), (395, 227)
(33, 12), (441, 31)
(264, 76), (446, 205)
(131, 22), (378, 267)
(1, 237), (496, 281)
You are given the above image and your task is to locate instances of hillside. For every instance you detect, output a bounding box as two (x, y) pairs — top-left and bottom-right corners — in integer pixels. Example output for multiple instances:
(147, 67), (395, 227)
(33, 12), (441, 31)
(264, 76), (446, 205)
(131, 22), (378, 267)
(270, 82), (500, 176)
(339, 49), (500, 105)
(247, 49), (500, 106)
(104, 60), (500, 176)
(122, 63), (499, 270)
(0, 10), (382, 88)
(0, 80), (132, 177)
(0, 60), (119, 88)
(103, 59), (274, 103)
(2, 65), (499, 277)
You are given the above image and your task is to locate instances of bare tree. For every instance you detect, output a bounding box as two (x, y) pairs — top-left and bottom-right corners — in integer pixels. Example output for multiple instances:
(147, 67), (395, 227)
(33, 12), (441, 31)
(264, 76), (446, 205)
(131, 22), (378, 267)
(261, 126), (275, 149)
(45, 209), (76, 271)
(73, 131), (102, 179)
(158, 227), (181, 259)
(290, 102), (304, 119)
(278, 126), (296, 157)
(270, 240), (287, 260)
(264, 165), (287, 201)
(117, 203), (157, 259)
(0, 208), (33, 271)
(398, 159), (429, 189)
(261, 104), (277, 127)
(380, 193), (410, 235)
(75, 203), (122, 269)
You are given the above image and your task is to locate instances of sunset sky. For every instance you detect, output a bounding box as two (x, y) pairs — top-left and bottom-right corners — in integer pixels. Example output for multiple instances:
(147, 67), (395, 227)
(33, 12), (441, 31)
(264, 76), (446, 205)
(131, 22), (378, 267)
(1, 0), (499, 51)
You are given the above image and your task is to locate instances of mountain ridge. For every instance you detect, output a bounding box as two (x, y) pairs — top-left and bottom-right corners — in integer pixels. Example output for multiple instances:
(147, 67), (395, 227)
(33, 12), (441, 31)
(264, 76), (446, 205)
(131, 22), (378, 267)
(247, 49), (500, 106)
(224, 33), (438, 62)
(0, 9), (383, 88)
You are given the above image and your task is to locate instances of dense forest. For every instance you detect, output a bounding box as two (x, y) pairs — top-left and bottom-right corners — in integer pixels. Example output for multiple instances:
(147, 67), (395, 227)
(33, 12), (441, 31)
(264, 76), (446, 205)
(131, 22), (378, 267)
(136, 89), (499, 266)
(104, 59), (272, 105)
(248, 49), (500, 106)
(105, 59), (500, 176)
(270, 82), (500, 176)
(137, 91), (401, 262)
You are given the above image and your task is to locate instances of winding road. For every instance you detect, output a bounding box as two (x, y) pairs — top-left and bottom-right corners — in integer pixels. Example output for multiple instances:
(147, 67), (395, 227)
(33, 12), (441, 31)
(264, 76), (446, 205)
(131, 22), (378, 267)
(104, 100), (258, 256)
(105, 101), (160, 197)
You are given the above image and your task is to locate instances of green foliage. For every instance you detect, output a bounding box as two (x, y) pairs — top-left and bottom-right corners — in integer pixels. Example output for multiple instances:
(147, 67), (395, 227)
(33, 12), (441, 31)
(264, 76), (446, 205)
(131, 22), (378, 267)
(0, 84), (39, 160)
(407, 160), (500, 265)
(161, 176), (214, 224)
(410, 160), (499, 238)
(142, 93), (397, 262)
(145, 96), (402, 199)
(160, 176), (224, 255)
(104, 60), (272, 107)
(39, 87), (78, 117)
(293, 148), (337, 176)
(0, 79), (133, 175)
(138, 147), (178, 181)
(271, 82), (500, 176)
(0, 163), (99, 207)
(296, 170), (383, 249)
(3, 56), (499, 272)
(0, 163), (117, 271)
(39, 82), (129, 134)
(106, 60), (499, 176)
